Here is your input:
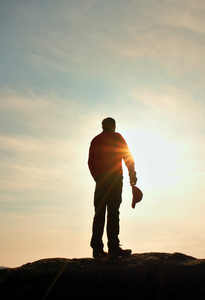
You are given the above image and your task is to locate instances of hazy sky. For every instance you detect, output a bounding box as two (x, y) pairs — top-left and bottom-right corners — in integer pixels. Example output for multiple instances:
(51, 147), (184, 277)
(1, 0), (205, 267)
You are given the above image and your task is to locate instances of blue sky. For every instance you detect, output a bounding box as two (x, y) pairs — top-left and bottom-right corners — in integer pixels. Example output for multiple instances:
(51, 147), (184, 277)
(1, 0), (205, 267)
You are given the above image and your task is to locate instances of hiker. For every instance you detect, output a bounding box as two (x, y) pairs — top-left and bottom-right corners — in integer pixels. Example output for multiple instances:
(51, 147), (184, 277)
(88, 117), (137, 258)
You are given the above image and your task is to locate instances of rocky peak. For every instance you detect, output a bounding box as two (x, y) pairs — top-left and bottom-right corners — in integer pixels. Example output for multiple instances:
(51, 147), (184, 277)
(0, 252), (205, 299)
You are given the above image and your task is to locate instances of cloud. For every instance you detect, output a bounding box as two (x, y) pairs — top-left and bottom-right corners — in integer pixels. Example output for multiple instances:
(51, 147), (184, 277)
(24, 0), (205, 89)
(0, 89), (92, 137)
(0, 136), (68, 194)
(161, 1), (205, 34)
(0, 89), (95, 204)
(130, 85), (205, 134)
(2, 0), (205, 92)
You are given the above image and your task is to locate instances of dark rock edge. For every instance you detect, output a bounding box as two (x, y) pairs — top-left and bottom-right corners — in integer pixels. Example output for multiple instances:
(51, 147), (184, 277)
(1, 252), (205, 300)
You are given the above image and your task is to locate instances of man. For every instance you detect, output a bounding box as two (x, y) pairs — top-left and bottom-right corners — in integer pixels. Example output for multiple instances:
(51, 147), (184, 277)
(88, 117), (137, 258)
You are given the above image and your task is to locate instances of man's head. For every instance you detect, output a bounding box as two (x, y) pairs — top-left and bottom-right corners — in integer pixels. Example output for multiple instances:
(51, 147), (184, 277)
(102, 117), (116, 132)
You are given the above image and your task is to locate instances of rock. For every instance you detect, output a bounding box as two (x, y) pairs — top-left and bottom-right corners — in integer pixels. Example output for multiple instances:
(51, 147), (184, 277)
(0, 252), (205, 299)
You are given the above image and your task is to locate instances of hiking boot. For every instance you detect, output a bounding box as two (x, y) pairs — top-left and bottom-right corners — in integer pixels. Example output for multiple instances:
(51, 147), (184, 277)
(108, 246), (132, 259)
(93, 249), (108, 259)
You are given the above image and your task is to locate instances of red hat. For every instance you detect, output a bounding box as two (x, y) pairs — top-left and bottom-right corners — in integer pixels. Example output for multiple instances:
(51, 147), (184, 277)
(132, 186), (143, 208)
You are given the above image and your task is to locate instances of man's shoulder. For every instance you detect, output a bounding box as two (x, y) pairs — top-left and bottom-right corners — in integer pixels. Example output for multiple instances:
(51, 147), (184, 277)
(114, 132), (123, 138)
(91, 132), (125, 143)
(91, 132), (103, 143)
(114, 132), (126, 143)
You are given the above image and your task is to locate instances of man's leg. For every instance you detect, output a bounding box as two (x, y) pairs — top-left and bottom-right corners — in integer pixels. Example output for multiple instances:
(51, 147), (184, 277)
(107, 201), (131, 258)
(90, 178), (107, 256)
(107, 201), (120, 250)
(90, 203), (106, 252)
(106, 174), (122, 251)
(107, 174), (132, 257)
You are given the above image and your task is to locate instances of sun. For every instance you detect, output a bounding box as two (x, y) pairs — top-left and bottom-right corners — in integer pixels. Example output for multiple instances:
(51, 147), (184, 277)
(121, 129), (179, 189)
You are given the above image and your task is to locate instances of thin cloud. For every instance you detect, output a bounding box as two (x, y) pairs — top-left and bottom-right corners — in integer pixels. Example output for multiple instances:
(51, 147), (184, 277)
(26, 1), (205, 85)
(131, 86), (205, 133)
(161, 2), (205, 34)
(0, 89), (90, 137)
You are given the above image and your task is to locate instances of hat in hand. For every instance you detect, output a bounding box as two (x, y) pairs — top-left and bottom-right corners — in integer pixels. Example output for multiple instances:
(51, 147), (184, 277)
(132, 185), (143, 208)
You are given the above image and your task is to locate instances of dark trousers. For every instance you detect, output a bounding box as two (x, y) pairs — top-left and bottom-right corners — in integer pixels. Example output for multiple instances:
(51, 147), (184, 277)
(90, 173), (123, 251)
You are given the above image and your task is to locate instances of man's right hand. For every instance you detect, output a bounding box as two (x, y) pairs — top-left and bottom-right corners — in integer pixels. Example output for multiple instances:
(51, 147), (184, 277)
(129, 171), (137, 186)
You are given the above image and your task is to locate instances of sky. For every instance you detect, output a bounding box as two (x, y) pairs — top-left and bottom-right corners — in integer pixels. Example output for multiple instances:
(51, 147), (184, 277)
(1, 0), (205, 267)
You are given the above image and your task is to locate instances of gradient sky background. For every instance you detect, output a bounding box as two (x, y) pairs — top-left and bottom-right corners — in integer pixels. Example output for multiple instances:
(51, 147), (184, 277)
(1, 0), (205, 267)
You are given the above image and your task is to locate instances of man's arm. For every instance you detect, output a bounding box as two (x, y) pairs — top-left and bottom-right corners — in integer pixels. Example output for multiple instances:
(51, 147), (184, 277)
(119, 135), (137, 186)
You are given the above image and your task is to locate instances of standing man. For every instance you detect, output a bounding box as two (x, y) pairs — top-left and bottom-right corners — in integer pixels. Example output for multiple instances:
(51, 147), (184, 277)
(88, 117), (137, 258)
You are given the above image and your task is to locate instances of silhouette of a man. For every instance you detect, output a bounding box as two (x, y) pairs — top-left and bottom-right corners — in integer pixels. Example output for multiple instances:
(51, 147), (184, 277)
(88, 117), (137, 258)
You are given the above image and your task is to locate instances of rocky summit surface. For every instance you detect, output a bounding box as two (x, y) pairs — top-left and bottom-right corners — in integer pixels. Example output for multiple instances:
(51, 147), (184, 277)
(0, 252), (205, 300)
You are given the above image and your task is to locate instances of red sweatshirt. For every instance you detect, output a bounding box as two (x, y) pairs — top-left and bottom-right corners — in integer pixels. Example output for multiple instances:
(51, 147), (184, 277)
(88, 131), (135, 180)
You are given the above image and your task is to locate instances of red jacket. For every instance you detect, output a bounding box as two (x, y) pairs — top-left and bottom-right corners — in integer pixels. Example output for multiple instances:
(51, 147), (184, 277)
(88, 131), (135, 180)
